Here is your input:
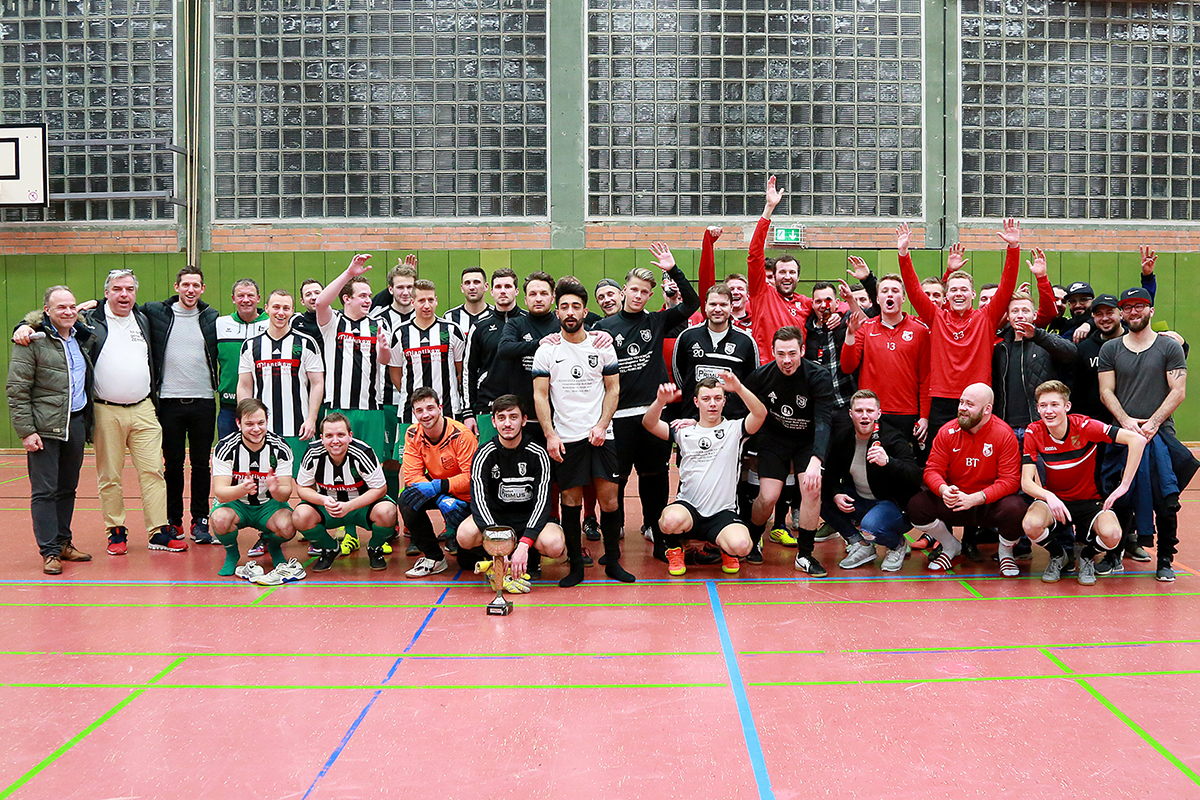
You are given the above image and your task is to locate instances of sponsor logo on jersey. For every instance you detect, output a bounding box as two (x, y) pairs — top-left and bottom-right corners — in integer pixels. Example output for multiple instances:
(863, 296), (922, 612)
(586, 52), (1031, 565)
(627, 343), (641, 357)
(781, 405), (794, 417)
(615, 334), (625, 346)
(699, 437), (712, 450)
(492, 464), (501, 479)
(571, 366), (583, 379)
(499, 483), (532, 503)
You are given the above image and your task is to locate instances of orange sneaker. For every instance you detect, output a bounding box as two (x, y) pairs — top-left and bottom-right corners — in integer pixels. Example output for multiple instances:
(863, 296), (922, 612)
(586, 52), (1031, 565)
(720, 551), (740, 574)
(665, 547), (686, 576)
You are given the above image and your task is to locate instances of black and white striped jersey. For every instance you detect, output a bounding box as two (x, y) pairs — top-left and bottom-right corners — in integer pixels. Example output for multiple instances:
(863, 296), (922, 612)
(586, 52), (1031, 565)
(319, 310), (390, 412)
(370, 305), (414, 406)
(388, 317), (466, 423)
(295, 438), (386, 503)
(444, 303), (493, 339)
(211, 431), (294, 506)
(238, 330), (324, 437)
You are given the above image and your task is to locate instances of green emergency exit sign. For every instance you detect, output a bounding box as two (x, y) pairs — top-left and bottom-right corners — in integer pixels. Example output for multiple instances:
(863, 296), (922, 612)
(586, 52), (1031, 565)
(772, 225), (805, 246)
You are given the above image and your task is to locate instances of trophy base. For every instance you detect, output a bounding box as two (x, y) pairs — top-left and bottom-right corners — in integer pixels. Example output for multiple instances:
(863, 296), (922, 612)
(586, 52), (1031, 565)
(486, 596), (513, 616)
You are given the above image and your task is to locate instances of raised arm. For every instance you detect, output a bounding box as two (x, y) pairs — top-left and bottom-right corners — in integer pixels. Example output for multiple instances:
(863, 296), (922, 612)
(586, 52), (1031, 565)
(641, 383), (679, 441)
(986, 218), (1022, 328)
(316, 253), (372, 328)
(897, 222), (935, 324)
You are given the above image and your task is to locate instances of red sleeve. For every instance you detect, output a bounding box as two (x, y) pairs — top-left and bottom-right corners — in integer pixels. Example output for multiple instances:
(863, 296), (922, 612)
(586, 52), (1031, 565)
(699, 228), (717, 305)
(840, 329), (864, 373)
(916, 326), (931, 418)
(748, 216), (770, 304)
(981, 427), (1021, 503)
(900, 253), (936, 325)
(986, 246), (1021, 329)
(923, 426), (951, 494)
(1032, 272), (1057, 328)
(941, 263), (954, 285)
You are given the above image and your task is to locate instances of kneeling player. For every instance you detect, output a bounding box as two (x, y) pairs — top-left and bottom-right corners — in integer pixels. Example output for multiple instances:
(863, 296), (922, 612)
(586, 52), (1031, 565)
(293, 413), (399, 572)
(457, 395), (565, 591)
(643, 373), (767, 575)
(210, 399), (301, 582)
(1020, 381), (1147, 585)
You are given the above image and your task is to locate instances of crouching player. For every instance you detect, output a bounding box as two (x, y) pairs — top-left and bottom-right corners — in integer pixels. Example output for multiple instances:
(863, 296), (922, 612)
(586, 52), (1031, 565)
(1019, 380), (1147, 585)
(642, 372), (767, 576)
(210, 398), (301, 582)
(456, 394), (565, 591)
(293, 413), (398, 572)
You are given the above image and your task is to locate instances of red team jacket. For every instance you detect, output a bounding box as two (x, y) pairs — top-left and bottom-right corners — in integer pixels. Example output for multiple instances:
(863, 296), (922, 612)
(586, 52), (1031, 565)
(748, 216), (812, 364)
(924, 413), (1021, 504)
(840, 313), (931, 418)
(900, 245), (1020, 399)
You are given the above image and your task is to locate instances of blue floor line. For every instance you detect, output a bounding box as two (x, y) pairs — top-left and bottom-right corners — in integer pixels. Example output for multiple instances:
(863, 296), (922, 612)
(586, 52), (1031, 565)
(706, 580), (774, 800)
(302, 572), (459, 799)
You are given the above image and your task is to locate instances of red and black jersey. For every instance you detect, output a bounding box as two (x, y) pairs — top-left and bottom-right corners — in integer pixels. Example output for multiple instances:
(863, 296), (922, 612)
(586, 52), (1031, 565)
(1022, 414), (1119, 502)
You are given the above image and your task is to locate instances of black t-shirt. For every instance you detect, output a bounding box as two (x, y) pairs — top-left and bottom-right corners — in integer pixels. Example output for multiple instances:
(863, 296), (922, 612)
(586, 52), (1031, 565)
(744, 358), (837, 460)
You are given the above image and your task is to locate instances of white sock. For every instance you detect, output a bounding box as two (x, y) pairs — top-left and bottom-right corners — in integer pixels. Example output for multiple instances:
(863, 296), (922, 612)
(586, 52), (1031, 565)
(997, 540), (1016, 561)
(916, 520), (960, 558)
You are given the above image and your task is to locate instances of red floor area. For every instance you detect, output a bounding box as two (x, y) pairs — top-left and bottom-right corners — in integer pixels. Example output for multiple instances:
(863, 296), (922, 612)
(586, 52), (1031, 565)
(1, 456), (1199, 798)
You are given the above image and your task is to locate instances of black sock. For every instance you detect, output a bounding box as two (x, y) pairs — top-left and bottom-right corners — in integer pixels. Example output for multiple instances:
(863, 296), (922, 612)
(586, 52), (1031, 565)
(601, 509), (635, 583)
(559, 504), (585, 588)
(1043, 536), (1065, 559)
(527, 548), (542, 575)
(748, 521), (766, 549)
(774, 496), (790, 529)
(661, 531), (684, 550)
(795, 527), (815, 557)
(641, 471), (669, 531)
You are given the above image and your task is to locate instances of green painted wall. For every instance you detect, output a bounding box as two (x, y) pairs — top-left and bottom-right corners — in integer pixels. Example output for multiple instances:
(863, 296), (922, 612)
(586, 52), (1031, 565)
(2, 247), (1197, 447)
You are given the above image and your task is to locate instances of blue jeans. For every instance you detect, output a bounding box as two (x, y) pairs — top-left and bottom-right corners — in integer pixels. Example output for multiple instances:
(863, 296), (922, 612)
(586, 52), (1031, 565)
(217, 405), (238, 441)
(821, 489), (908, 550)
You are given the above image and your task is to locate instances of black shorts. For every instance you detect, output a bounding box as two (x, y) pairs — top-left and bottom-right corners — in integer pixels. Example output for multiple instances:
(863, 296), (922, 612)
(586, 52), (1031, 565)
(671, 500), (743, 545)
(753, 431), (814, 482)
(555, 438), (621, 490)
(613, 415), (673, 475)
(1037, 498), (1106, 541)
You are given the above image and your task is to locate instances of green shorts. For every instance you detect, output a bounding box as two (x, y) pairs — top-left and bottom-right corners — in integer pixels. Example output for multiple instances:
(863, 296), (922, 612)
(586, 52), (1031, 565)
(285, 436), (315, 469)
(211, 498), (292, 532)
(382, 404), (400, 461)
(474, 414), (498, 445)
(328, 407), (389, 463)
(299, 500), (390, 532)
(393, 422), (412, 461)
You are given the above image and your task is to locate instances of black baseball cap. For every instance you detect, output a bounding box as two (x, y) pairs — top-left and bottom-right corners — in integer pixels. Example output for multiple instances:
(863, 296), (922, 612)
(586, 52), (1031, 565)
(1118, 287), (1152, 307)
(1064, 281), (1094, 299)
(1090, 294), (1119, 311)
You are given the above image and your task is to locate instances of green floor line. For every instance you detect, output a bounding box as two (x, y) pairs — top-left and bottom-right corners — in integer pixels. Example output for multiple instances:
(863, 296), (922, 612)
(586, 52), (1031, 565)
(748, 667), (1200, 687)
(3, 681), (726, 691)
(0, 474), (29, 486)
(1, 650), (722, 659)
(957, 579), (982, 599)
(0, 656), (185, 799)
(725, 590), (1200, 606)
(851, 638), (1200, 655)
(250, 585), (282, 605)
(1040, 649), (1200, 787)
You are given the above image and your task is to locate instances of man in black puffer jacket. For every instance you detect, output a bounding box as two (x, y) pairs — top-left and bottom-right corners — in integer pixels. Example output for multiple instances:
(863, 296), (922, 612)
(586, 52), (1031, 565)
(992, 292), (1077, 438)
(139, 266), (221, 543)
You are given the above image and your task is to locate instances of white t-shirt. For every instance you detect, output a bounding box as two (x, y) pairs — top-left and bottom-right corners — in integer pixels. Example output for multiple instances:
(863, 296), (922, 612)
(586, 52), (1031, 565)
(531, 336), (619, 444)
(93, 304), (152, 403)
(671, 417), (748, 517)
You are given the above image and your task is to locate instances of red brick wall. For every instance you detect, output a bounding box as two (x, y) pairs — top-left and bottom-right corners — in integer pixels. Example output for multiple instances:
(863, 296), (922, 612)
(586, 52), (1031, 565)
(957, 226), (1200, 251)
(0, 228), (178, 254)
(583, 223), (927, 250)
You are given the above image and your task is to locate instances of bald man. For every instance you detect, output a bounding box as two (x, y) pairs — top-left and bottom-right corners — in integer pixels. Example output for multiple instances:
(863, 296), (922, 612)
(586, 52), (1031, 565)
(906, 383), (1026, 571)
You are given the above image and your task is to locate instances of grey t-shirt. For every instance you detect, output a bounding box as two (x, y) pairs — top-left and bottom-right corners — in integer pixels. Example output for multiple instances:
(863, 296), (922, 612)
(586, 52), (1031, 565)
(1097, 334), (1186, 436)
(160, 304), (215, 399)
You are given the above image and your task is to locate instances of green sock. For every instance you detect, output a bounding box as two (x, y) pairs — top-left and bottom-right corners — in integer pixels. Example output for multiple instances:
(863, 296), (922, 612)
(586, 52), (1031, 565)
(216, 532), (240, 576)
(369, 524), (393, 549)
(301, 524), (337, 550)
(385, 469), (400, 503)
(264, 533), (286, 566)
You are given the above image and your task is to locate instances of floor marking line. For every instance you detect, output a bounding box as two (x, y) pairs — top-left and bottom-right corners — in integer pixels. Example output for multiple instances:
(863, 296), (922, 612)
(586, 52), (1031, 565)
(0, 656), (186, 798)
(1172, 560), (1200, 578)
(2, 682), (729, 690)
(957, 579), (982, 599)
(301, 572), (458, 799)
(1039, 649), (1200, 787)
(706, 581), (775, 800)
(0, 650), (722, 659)
(748, 667), (1200, 687)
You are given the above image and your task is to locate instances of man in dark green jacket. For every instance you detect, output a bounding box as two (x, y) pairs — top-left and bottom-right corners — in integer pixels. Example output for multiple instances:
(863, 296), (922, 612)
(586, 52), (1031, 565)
(6, 286), (95, 575)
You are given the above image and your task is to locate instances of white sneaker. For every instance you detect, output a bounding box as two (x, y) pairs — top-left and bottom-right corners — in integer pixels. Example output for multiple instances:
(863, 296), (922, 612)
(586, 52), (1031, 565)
(405, 556), (449, 578)
(642, 525), (654, 542)
(251, 558), (307, 586)
(880, 544), (906, 572)
(234, 560), (265, 581)
(839, 541), (876, 569)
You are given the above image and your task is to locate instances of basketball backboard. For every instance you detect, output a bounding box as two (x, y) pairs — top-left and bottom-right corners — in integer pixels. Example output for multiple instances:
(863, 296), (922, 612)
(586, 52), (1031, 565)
(0, 124), (48, 207)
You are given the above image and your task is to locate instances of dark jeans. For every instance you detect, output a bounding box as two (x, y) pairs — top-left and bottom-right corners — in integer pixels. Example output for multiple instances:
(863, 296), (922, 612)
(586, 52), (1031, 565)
(159, 398), (217, 526)
(928, 397), (959, 441)
(217, 404), (238, 441)
(28, 412), (86, 557)
(400, 498), (444, 560)
(907, 487), (1027, 543)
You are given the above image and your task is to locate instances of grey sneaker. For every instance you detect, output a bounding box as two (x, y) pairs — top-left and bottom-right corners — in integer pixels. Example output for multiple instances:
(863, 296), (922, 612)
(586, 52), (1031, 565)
(839, 541), (876, 569)
(1077, 557), (1097, 586)
(793, 554), (828, 577)
(251, 558), (307, 586)
(1156, 564), (1176, 583)
(813, 522), (838, 543)
(405, 556), (448, 579)
(234, 560), (265, 581)
(1041, 554), (1067, 583)
(1126, 545), (1152, 563)
(880, 544), (906, 572)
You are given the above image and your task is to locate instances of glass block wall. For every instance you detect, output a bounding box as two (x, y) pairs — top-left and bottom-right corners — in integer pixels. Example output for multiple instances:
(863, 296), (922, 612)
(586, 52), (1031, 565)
(960, 0), (1200, 221)
(586, 0), (925, 218)
(0, 0), (176, 221)
(211, 0), (548, 220)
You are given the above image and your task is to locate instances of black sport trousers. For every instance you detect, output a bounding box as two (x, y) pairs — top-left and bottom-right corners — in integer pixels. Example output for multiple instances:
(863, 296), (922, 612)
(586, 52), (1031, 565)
(158, 397), (217, 526)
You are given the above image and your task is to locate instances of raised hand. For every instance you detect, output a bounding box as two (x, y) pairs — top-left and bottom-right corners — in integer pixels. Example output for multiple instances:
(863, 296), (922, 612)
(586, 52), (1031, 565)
(998, 217), (1021, 248)
(765, 174), (784, 208)
(947, 242), (968, 273)
(1140, 244), (1157, 276)
(707, 225), (723, 242)
(847, 256), (870, 281)
(402, 253), (418, 269)
(348, 253), (372, 276)
(1026, 247), (1047, 278)
(648, 241), (676, 272)
(656, 383), (682, 405)
(836, 278), (855, 303)
(716, 370), (743, 396)
(895, 222), (911, 256)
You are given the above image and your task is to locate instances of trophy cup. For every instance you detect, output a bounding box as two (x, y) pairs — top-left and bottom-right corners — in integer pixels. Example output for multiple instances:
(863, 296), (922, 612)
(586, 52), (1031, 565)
(482, 525), (517, 616)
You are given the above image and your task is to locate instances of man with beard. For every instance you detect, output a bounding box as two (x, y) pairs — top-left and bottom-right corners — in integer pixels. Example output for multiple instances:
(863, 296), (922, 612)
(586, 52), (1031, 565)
(215, 279), (269, 439)
(906, 383), (1026, 572)
(533, 280), (632, 587)
(1098, 288), (1189, 582)
(444, 266), (493, 339)
(747, 176), (816, 364)
(804, 281), (857, 440)
(671, 284), (759, 419)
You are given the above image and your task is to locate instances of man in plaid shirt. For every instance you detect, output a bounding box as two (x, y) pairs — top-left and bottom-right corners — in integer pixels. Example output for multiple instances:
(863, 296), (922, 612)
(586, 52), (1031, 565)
(804, 281), (857, 440)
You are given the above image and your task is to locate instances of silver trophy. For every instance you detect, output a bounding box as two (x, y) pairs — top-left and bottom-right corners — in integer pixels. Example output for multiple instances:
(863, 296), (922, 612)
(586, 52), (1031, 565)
(482, 525), (517, 616)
